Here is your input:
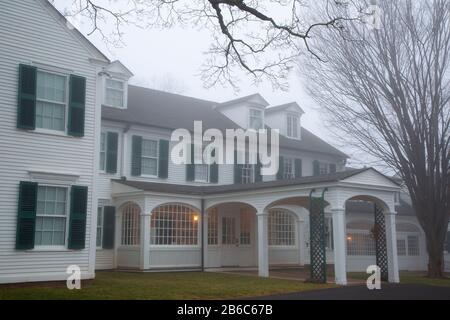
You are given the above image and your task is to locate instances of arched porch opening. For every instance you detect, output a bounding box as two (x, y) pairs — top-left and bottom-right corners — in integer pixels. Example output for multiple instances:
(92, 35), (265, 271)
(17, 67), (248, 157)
(343, 195), (391, 282)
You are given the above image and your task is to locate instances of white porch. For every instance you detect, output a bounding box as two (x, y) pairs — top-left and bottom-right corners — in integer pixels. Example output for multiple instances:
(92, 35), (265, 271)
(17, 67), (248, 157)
(106, 168), (403, 285)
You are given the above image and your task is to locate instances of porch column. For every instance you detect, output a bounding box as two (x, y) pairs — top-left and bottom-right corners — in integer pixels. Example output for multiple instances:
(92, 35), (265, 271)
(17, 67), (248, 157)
(384, 212), (400, 283)
(140, 214), (151, 270)
(331, 208), (347, 285)
(257, 211), (269, 278)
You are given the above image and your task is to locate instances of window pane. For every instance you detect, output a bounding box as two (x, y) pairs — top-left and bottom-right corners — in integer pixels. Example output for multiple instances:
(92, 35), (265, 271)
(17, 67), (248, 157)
(151, 205), (199, 246)
(407, 235), (420, 256)
(106, 79), (124, 90)
(142, 139), (158, 157)
(397, 238), (407, 256)
(121, 204), (140, 246)
(35, 217), (66, 246)
(37, 71), (66, 103)
(346, 233), (376, 256)
(105, 88), (124, 107)
(142, 158), (157, 175)
(36, 101), (65, 131)
(208, 209), (218, 245)
(268, 210), (295, 246)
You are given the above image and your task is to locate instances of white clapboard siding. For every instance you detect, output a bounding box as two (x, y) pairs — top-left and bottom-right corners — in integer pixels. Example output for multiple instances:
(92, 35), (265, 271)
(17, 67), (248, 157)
(95, 250), (115, 270)
(0, 0), (101, 283)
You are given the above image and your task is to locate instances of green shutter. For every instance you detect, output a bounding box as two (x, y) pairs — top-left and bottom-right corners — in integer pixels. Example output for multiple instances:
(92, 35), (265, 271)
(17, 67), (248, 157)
(277, 156), (284, 180)
(158, 140), (169, 179)
(16, 181), (38, 250)
(295, 159), (303, 178)
(186, 144), (195, 182)
(102, 206), (115, 250)
(106, 132), (118, 174)
(68, 75), (86, 137)
(68, 186), (88, 250)
(313, 160), (320, 176)
(255, 160), (262, 183)
(131, 135), (142, 176)
(330, 163), (337, 174)
(210, 149), (219, 183)
(17, 64), (37, 130)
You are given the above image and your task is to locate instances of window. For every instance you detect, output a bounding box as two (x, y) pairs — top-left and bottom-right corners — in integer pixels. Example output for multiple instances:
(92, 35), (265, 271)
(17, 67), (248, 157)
(346, 233), (376, 256)
(397, 238), (407, 256)
(319, 162), (329, 175)
(241, 164), (255, 184)
(142, 139), (158, 176)
(407, 235), (420, 256)
(268, 210), (296, 246)
(151, 205), (199, 245)
(36, 71), (67, 131)
(105, 79), (125, 108)
(195, 164), (209, 182)
(283, 158), (295, 180)
(240, 209), (252, 245)
(222, 217), (236, 245)
(35, 186), (68, 246)
(99, 133), (106, 171)
(249, 109), (263, 130)
(325, 217), (334, 250)
(208, 208), (218, 246)
(97, 207), (103, 248)
(287, 113), (299, 138)
(121, 203), (140, 246)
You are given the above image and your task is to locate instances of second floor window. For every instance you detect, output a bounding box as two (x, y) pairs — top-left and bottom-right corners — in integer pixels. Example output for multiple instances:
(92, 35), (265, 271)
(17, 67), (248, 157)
(249, 109), (263, 130)
(99, 133), (106, 171)
(141, 139), (158, 176)
(319, 162), (329, 175)
(241, 164), (255, 184)
(105, 79), (125, 108)
(36, 71), (67, 132)
(287, 113), (299, 138)
(283, 158), (295, 179)
(195, 164), (209, 182)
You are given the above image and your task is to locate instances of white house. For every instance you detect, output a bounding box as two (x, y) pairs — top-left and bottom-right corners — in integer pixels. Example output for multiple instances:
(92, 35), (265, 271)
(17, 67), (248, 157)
(0, 0), (436, 286)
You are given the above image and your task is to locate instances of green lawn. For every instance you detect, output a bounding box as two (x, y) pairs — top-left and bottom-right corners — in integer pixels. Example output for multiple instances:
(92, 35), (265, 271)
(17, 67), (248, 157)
(348, 271), (450, 287)
(0, 271), (334, 300)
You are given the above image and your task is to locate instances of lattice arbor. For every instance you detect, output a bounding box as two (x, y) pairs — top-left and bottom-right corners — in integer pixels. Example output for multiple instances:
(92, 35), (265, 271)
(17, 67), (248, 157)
(374, 204), (389, 281)
(309, 190), (327, 283)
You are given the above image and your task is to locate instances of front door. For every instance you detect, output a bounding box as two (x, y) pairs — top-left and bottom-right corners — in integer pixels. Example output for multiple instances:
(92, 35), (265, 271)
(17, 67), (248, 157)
(221, 215), (240, 267)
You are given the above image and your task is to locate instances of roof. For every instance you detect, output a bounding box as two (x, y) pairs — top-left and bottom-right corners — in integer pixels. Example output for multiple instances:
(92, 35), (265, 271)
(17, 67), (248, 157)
(214, 93), (269, 109)
(266, 102), (305, 115)
(44, 0), (109, 62)
(102, 85), (348, 158)
(113, 168), (390, 196)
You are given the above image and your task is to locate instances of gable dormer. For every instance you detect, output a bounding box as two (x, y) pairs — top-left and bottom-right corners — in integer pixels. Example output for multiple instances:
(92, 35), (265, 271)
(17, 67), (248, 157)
(101, 60), (133, 109)
(265, 102), (305, 140)
(214, 94), (269, 130)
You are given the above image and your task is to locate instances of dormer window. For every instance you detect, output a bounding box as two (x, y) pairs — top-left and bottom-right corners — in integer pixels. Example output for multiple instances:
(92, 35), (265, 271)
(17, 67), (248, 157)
(105, 78), (125, 108)
(249, 109), (263, 130)
(287, 113), (300, 139)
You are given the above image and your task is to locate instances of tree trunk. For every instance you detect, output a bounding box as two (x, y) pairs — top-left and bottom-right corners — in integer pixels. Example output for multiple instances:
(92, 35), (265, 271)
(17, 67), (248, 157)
(425, 231), (445, 278)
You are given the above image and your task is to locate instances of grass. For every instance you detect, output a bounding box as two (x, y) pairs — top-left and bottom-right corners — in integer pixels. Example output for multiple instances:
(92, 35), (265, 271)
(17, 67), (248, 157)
(0, 271), (335, 300)
(348, 271), (450, 287)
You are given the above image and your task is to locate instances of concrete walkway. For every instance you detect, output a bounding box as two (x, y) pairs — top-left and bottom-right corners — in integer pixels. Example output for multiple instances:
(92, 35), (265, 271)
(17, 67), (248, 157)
(252, 284), (450, 300)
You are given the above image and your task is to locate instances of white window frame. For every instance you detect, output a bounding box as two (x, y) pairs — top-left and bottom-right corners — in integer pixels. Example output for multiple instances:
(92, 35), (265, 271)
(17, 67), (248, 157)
(34, 185), (70, 250)
(268, 210), (296, 247)
(241, 164), (255, 184)
(150, 204), (200, 247)
(283, 157), (295, 180)
(35, 69), (69, 135)
(99, 132), (107, 172)
(319, 162), (329, 175)
(286, 113), (300, 139)
(96, 206), (104, 249)
(248, 108), (264, 130)
(121, 203), (141, 246)
(141, 138), (159, 177)
(104, 78), (126, 109)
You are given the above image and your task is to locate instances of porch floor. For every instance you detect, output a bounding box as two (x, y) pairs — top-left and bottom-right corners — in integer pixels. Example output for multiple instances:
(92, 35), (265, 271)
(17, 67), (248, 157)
(207, 266), (366, 285)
